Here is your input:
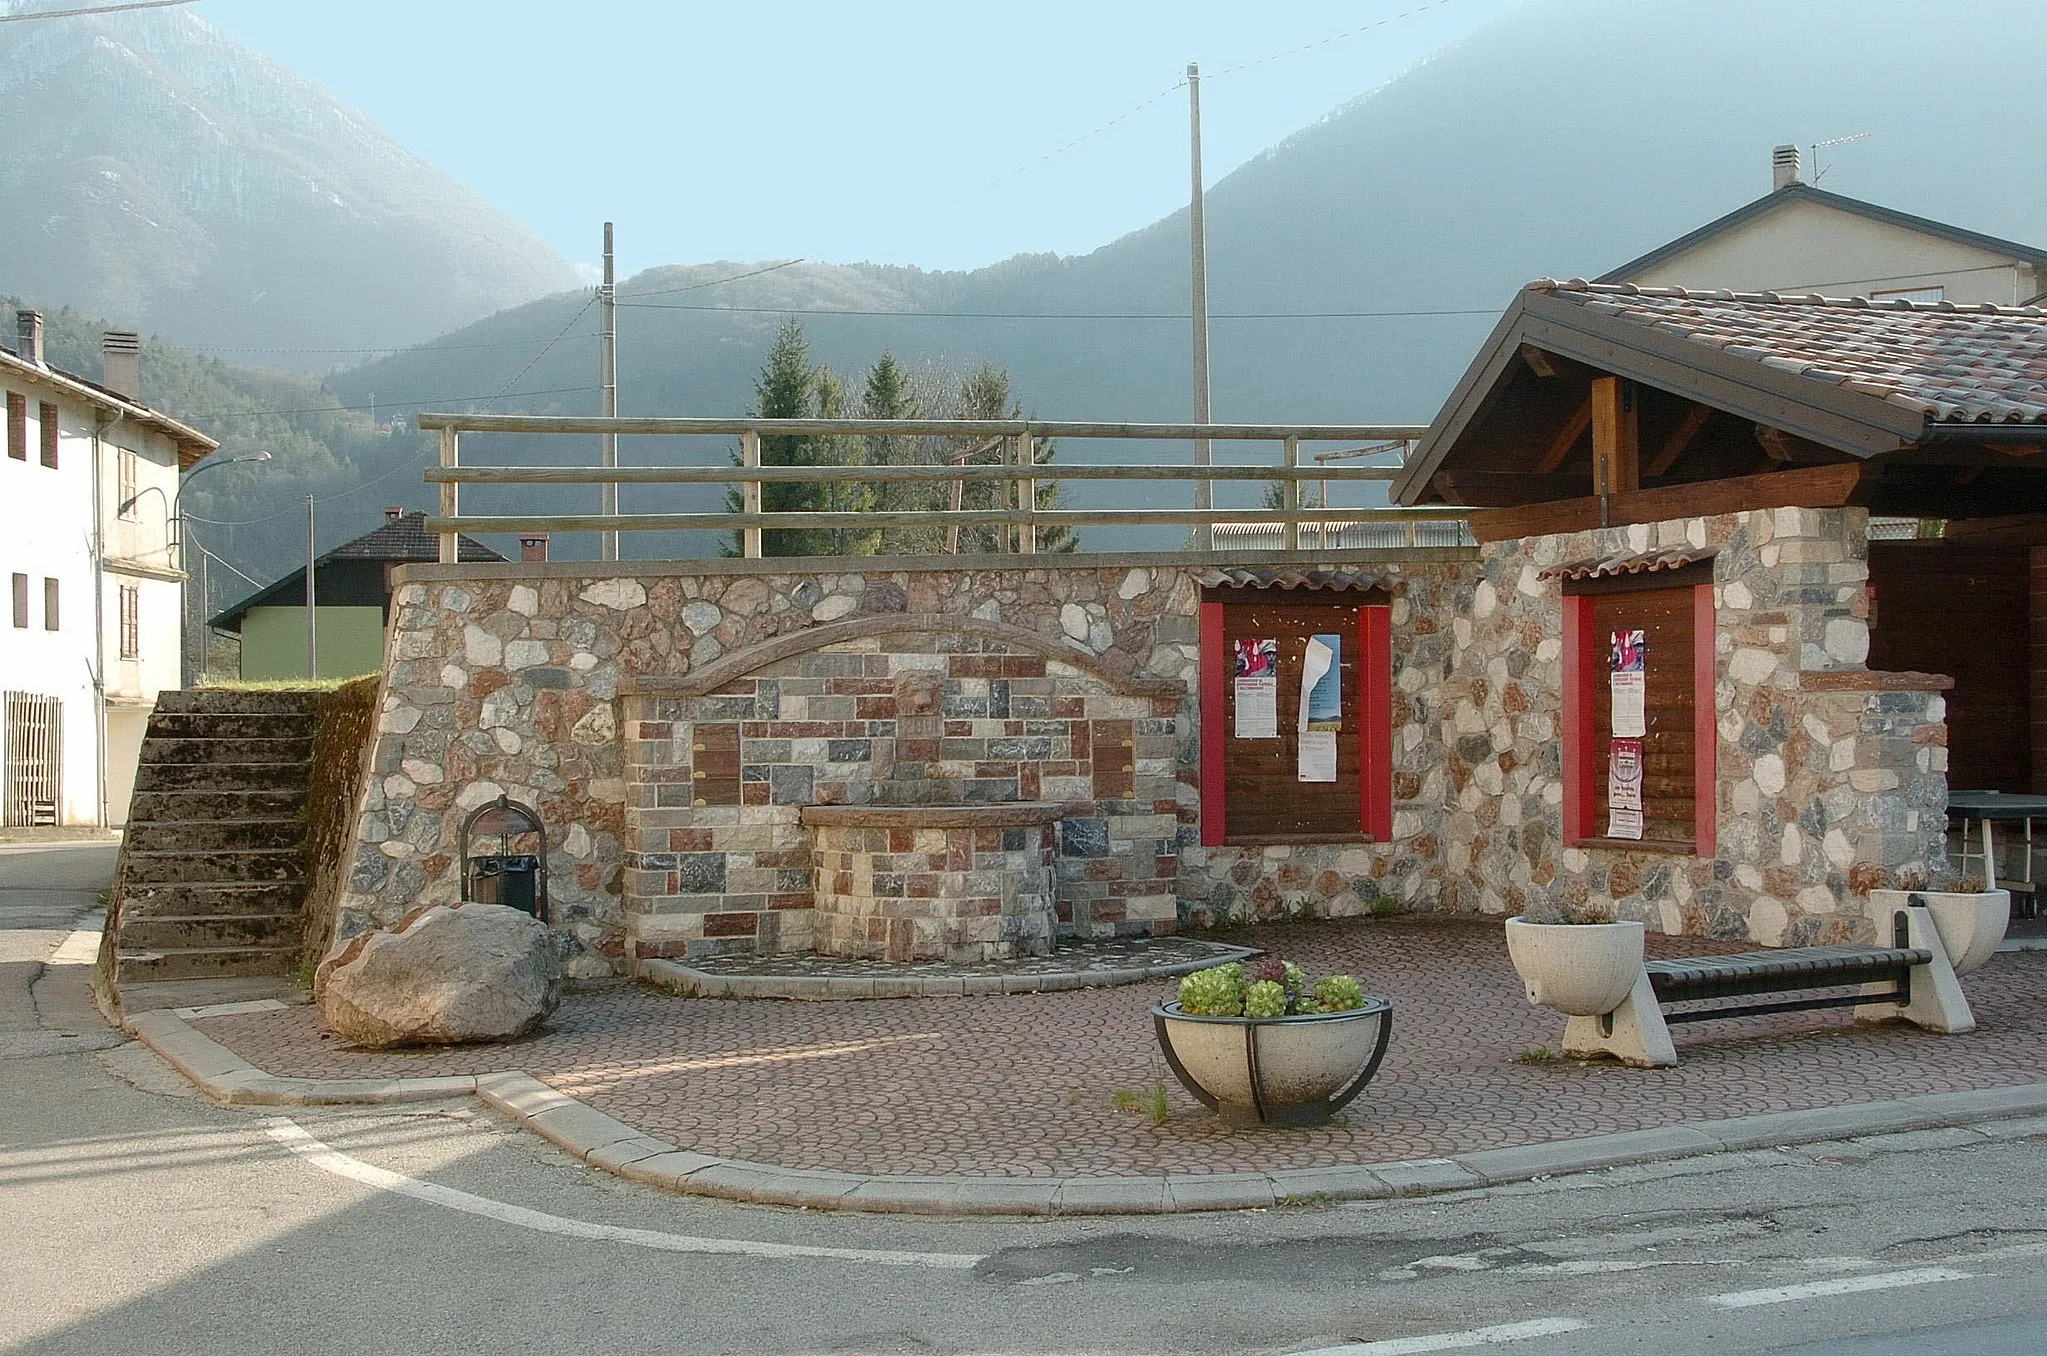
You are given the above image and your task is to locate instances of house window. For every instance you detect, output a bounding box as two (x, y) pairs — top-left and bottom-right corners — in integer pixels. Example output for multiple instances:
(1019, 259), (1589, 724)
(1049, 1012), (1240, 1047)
(1869, 285), (1944, 305)
(10, 574), (25, 629)
(1198, 587), (1393, 845)
(1561, 563), (1716, 854)
(5, 393), (22, 461)
(118, 584), (140, 659)
(39, 403), (58, 469)
(42, 579), (57, 632)
(118, 449), (137, 518)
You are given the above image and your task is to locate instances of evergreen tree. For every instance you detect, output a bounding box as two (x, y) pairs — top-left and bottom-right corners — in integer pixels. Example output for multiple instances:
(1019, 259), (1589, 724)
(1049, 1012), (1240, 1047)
(945, 364), (1077, 555)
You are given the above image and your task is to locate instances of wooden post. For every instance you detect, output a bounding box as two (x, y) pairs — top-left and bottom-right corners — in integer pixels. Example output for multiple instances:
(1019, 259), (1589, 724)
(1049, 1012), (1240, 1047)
(1188, 63), (1213, 551)
(599, 222), (619, 562)
(1281, 435), (1300, 552)
(946, 461), (964, 555)
(437, 426), (459, 564)
(1016, 434), (1036, 554)
(740, 429), (762, 559)
(1590, 376), (1640, 499)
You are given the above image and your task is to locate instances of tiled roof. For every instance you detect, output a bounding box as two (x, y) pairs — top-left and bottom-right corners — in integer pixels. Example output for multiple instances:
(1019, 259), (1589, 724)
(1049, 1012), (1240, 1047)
(1538, 547), (1715, 582)
(1533, 280), (2047, 426)
(1197, 566), (1395, 592)
(328, 511), (503, 563)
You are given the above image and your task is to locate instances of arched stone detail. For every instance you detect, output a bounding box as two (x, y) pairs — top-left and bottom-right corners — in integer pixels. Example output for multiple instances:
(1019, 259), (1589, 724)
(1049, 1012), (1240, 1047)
(620, 611), (1182, 699)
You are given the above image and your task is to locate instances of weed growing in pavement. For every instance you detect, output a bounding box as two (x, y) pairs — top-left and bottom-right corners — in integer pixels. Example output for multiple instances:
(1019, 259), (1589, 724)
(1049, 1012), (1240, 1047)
(1515, 1045), (1555, 1064)
(1109, 1089), (1144, 1114)
(1150, 1073), (1169, 1126)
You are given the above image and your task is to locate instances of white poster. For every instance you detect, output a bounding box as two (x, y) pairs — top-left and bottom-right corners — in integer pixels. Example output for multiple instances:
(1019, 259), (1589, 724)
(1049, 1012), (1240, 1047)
(1233, 638), (1278, 739)
(1609, 629), (1647, 739)
(1607, 738), (1644, 840)
(1297, 730), (1339, 783)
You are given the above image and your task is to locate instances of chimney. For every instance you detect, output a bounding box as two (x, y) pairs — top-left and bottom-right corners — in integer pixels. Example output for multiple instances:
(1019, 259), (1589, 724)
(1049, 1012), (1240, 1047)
(1772, 144), (1803, 192)
(101, 330), (140, 400)
(15, 311), (44, 367)
(384, 505), (404, 524)
(519, 533), (550, 563)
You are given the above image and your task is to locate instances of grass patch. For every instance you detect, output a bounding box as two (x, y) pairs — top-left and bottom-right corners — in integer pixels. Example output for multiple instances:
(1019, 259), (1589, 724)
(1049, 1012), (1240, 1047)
(1514, 1045), (1556, 1065)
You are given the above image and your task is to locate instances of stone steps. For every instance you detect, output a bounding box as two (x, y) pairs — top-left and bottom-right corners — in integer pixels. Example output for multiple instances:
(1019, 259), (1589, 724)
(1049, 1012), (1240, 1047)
(116, 912), (300, 950)
(123, 817), (308, 854)
(111, 689), (324, 987)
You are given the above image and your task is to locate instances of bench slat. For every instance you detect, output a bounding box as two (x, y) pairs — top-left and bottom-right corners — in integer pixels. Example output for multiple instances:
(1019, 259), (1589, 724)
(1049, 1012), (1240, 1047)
(1646, 944), (1930, 1004)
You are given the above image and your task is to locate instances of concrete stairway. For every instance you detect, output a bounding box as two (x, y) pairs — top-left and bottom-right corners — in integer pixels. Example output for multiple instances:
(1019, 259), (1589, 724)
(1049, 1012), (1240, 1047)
(112, 690), (319, 982)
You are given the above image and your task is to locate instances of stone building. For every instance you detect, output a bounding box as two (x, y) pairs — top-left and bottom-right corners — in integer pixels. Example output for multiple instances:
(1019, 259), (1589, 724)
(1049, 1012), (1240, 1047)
(327, 284), (2044, 973)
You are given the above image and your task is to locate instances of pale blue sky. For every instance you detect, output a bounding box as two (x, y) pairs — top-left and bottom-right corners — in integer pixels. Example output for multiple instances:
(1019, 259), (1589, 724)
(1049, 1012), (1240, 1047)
(197, 0), (1523, 276)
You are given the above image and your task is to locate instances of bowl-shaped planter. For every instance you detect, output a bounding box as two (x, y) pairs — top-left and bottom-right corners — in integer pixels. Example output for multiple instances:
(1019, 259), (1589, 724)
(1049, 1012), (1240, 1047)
(1503, 918), (1646, 1016)
(1153, 998), (1393, 1127)
(1872, 888), (2010, 976)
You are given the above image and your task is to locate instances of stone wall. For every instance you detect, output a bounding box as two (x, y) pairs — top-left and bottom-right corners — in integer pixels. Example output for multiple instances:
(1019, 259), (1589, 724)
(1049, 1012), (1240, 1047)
(335, 554), (1473, 972)
(1441, 506), (1950, 944)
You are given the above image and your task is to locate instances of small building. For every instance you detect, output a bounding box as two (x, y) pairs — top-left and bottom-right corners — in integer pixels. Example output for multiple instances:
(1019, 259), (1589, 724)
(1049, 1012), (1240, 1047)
(208, 508), (504, 681)
(1602, 145), (2047, 307)
(1395, 279), (2047, 938)
(2, 310), (218, 827)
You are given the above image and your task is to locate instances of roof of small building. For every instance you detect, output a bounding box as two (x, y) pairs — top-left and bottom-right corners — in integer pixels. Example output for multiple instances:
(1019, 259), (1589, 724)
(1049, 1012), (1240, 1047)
(1536, 280), (2047, 425)
(1597, 182), (2047, 284)
(208, 510), (503, 631)
(0, 344), (219, 467)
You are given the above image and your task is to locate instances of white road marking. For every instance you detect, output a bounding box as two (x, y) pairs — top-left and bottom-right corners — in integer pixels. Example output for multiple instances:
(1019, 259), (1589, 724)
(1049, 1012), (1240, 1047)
(1292, 1317), (1589, 1355)
(1705, 1267), (1974, 1309)
(261, 1118), (985, 1270)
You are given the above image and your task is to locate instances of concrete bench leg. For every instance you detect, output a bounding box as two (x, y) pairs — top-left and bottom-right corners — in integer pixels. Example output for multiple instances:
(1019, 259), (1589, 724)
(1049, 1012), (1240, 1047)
(1560, 970), (1677, 1068)
(1855, 905), (1976, 1035)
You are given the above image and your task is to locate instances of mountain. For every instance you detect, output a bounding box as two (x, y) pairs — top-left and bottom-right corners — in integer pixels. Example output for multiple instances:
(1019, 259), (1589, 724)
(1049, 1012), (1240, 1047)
(0, 1), (577, 371)
(329, 0), (2047, 428)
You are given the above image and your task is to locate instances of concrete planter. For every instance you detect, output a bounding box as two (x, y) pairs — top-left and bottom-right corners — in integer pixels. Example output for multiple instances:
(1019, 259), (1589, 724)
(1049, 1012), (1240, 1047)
(1152, 999), (1393, 1127)
(1871, 888), (2010, 976)
(1503, 918), (1646, 1017)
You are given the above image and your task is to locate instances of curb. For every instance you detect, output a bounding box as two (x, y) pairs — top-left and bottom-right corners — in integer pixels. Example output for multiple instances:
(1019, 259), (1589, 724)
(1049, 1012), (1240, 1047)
(128, 1003), (2047, 1216)
(637, 944), (1260, 1001)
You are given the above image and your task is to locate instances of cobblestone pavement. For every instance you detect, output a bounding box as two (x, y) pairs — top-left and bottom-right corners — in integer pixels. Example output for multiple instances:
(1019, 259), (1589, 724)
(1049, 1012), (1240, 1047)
(192, 918), (2047, 1178)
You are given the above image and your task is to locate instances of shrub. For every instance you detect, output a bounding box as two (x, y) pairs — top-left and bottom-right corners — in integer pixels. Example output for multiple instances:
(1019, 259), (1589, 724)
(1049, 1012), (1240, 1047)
(1177, 963), (1244, 1016)
(1175, 960), (1369, 1018)
(1243, 979), (1288, 1018)
(1313, 974), (1365, 1012)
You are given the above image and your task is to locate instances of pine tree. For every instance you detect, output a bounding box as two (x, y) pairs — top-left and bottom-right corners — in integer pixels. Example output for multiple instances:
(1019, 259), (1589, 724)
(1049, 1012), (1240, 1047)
(945, 364), (1076, 555)
(861, 351), (938, 553)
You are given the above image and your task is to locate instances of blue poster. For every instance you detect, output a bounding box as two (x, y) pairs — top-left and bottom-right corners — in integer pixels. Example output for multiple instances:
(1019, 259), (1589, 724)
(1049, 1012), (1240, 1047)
(1303, 633), (1343, 732)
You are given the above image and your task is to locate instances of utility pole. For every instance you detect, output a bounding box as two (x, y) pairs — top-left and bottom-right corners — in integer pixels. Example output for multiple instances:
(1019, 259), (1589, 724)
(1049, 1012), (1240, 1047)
(1187, 62), (1213, 550)
(600, 221), (619, 562)
(305, 496), (317, 680)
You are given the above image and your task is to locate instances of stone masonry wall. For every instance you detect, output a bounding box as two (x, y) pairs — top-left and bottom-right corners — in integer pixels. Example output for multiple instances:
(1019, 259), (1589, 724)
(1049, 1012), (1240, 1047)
(1441, 506), (1949, 945)
(336, 556), (1474, 973)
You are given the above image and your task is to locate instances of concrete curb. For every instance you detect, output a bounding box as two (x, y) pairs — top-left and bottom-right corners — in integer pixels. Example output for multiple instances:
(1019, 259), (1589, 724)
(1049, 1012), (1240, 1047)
(128, 1005), (2047, 1216)
(637, 944), (1260, 1001)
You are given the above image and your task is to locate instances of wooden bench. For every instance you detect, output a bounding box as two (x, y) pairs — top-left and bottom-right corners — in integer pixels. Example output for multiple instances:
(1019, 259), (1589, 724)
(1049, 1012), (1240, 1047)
(1563, 903), (1978, 1067)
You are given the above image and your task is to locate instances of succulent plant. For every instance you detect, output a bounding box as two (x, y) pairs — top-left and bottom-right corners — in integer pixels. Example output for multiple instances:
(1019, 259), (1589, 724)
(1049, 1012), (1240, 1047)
(1177, 963), (1244, 1016)
(1243, 979), (1288, 1018)
(1312, 974), (1365, 1012)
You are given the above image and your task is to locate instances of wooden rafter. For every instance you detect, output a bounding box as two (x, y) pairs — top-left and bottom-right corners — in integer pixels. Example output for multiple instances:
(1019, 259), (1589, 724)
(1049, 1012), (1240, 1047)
(1645, 404), (1714, 477)
(1468, 461), (1870, 543)
(1536, 397), (1593, 473)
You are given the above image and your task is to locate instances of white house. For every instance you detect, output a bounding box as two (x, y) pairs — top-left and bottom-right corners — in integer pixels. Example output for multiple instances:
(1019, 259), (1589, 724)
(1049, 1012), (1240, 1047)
(2, 310), (217, 828)
(1601, 145), (2047, 306)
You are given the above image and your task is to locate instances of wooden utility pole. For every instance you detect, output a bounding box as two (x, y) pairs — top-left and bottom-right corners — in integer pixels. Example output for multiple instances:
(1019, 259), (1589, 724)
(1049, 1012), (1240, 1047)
(600, 221), (619, 561)
(304, 496), (317, 679)
(1187, 62), (1213, 550)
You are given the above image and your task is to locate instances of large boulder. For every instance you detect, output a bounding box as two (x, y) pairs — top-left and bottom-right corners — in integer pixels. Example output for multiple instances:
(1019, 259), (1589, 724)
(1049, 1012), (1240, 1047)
(315, 902), (563, 1048)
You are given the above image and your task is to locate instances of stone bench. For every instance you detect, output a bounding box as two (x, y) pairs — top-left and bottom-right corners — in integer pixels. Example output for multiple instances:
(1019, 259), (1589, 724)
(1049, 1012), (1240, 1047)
(1564, 902), (1978, 1067)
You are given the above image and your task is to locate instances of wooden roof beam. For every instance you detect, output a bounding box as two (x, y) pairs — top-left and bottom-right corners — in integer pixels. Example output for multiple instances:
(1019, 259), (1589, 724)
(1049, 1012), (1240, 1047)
(1645, 403), (1714, 477)
(1535, 396), (1593, 473)
(1467, 461), (1871, 543)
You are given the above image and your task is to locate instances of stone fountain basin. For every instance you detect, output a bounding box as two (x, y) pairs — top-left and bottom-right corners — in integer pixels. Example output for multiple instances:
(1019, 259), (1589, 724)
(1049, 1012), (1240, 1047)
(800, 802), (1074, 962)
(799, 802), (1072, 830)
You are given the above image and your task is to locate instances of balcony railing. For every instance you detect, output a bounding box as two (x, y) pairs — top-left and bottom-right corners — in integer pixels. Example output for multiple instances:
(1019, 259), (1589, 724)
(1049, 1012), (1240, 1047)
(413, 414), (1472, 562)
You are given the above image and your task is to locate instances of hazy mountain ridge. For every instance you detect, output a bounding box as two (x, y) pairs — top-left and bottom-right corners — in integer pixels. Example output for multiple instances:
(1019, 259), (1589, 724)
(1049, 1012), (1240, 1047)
(0, 1), (577, 368)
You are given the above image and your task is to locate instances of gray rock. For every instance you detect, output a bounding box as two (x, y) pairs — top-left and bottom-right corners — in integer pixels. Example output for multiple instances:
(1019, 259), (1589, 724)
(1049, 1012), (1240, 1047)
(316, 903), (563, 1048)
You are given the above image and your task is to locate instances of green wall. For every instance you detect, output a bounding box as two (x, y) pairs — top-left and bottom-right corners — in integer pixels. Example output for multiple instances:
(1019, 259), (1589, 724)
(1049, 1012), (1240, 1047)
(240, 606), (386, 681)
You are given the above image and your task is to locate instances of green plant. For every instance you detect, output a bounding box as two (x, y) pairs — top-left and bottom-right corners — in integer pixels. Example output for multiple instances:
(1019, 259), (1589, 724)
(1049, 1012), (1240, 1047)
(1515, 1045), (1555, 1065)
(1150, 1074), (1169, 1126)
(1109, 1089), (1144, 1113)
(1175, 959), (1368, 1017)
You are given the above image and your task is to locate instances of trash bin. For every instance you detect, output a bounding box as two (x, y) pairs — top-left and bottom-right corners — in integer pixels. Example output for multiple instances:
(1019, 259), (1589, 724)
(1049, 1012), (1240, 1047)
(459, 795), (550, 924)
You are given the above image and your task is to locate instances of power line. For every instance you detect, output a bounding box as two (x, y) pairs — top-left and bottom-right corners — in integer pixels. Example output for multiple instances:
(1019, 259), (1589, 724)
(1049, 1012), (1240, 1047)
(627, 258), (808, 299)
(1207, 0), (1459, 78)
(481, 295), (599, 410)
(615, 301), (1501, 320)
(0, 0), (193, 20)
(192, 384), (597, 421)
(197, 335), (598, 357)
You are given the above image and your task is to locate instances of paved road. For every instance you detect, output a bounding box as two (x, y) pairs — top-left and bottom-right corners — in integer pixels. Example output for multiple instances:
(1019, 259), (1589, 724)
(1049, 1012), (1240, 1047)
(3, 844), (2043, 1355)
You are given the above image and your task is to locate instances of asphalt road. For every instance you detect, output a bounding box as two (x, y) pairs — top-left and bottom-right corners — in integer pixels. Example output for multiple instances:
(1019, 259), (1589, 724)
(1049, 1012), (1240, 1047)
(2, 843), (2043, 1356)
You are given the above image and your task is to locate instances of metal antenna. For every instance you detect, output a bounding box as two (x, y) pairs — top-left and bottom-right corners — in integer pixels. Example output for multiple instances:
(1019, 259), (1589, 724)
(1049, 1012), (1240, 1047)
(1809, 132), (1872, 186)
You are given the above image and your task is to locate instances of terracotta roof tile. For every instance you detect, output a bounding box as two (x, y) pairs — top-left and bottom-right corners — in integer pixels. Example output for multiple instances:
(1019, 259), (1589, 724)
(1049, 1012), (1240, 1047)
(1538, 547), (1715, 582)
(1533, 280), (2047, 425)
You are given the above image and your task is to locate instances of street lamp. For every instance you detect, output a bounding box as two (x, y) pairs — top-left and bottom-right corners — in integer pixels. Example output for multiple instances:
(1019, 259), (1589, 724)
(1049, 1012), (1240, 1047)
(120, 450), (272, 686)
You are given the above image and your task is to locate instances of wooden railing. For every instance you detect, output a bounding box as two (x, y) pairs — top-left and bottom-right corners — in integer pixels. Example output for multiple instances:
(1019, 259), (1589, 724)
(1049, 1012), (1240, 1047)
(413, 414), (1471, 562)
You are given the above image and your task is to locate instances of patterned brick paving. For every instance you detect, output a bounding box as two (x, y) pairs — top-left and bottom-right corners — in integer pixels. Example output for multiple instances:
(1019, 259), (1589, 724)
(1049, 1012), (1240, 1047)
(194, 918), (2047, 1179)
